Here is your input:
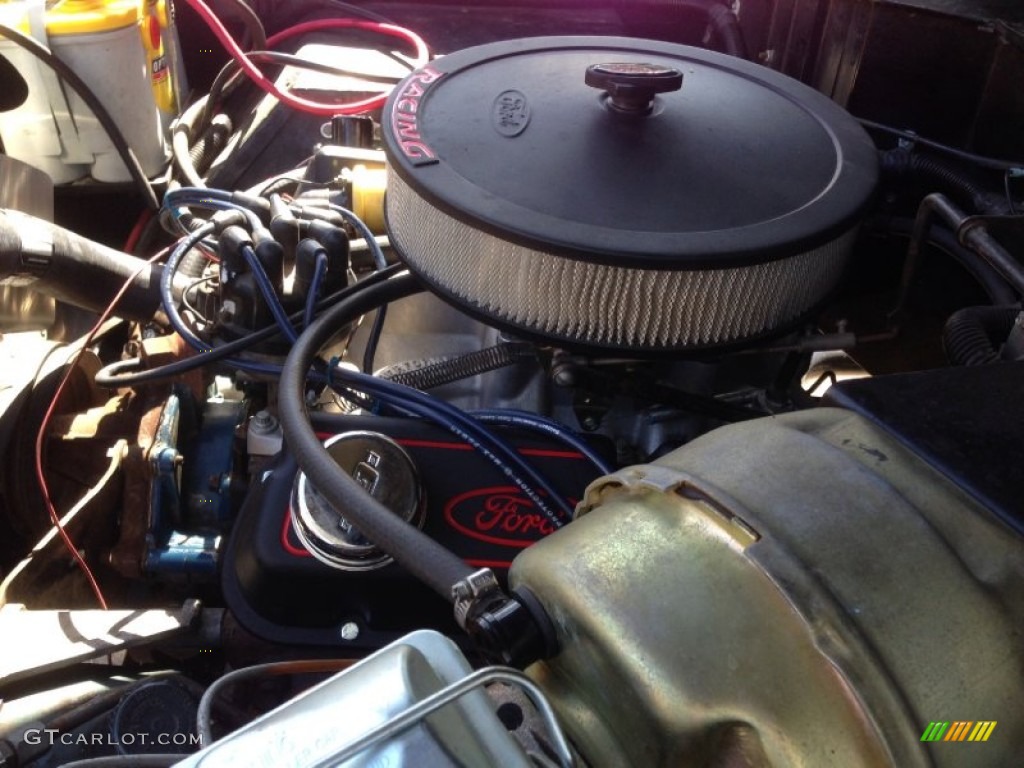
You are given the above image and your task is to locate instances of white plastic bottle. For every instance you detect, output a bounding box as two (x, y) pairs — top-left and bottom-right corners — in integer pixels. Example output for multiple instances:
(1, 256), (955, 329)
(0, 0), (181, 183)
(0, 0), (92, 182)
(46, 0), (176, 181)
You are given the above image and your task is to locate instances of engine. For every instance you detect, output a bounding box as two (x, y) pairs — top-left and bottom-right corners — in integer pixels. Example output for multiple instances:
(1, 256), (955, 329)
(0, 2), (1022, 767)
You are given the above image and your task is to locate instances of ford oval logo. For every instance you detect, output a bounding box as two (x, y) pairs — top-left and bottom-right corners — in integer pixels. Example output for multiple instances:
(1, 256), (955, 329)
(492, 90), (530, 137)
(444, 486), (557, 548)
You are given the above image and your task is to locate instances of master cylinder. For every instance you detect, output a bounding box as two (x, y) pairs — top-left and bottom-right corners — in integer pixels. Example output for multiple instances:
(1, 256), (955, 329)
(510, 408), (1024, 767)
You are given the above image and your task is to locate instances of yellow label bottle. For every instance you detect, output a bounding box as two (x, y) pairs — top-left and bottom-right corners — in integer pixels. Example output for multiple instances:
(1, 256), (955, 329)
(44, 0), (180, 180)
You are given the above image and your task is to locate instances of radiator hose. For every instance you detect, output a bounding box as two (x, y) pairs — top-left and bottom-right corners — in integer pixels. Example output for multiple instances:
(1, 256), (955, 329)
(0, 208), (175, 320)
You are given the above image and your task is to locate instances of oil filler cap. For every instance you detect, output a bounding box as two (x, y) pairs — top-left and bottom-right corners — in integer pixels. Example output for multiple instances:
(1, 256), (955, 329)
(290, 431), (424, 570)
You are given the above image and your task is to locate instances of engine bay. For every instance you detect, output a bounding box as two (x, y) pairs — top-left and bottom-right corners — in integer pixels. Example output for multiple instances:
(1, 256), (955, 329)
(0, 1), (1022, 766)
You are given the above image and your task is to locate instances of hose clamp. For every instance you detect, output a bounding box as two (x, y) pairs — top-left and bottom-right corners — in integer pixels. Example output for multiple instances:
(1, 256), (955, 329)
(452, 568), (501, 630)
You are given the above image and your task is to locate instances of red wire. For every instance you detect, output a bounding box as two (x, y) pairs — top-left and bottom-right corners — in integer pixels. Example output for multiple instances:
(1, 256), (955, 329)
(34, 245), (170, 610)
(264, 18), (427, 54)
(123, 208), (153, 253)
(182, 0), (429, 116)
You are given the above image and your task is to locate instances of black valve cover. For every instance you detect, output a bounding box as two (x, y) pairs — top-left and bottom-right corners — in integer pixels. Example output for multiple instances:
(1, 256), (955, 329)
(222, 413), (603, 649)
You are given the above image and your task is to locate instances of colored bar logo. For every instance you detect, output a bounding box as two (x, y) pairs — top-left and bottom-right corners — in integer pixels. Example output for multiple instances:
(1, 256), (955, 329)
(921, 721), (997, 742)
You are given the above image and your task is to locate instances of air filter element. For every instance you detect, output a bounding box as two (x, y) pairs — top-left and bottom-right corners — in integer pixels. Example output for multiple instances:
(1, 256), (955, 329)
(382, 37), (878, 351)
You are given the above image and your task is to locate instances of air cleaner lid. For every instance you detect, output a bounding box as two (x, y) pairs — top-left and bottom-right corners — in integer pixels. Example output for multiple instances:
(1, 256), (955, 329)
(382, 36), (878, 268)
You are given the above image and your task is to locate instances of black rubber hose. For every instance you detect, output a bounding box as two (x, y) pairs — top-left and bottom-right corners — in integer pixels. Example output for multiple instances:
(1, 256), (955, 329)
(172, 115), (231, 281)
(0, 209), (165, 319)
(278, 271), (477, 600)
(881, 149), (1010, 215)
(362, 306), (388, 373)
(943, 306), (1020, 366)
(705, 2), (748, 59)
(860, 119), (1024, 172)
(190, 114), (233, 178)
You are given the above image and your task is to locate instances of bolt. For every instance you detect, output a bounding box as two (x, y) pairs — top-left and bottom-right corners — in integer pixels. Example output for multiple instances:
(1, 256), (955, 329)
(340, 622), (360, 641)
(250, 409), (279, 434)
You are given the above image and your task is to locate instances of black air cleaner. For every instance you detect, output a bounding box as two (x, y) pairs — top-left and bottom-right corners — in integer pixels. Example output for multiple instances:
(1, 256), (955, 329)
(382, 37), (878, 351)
